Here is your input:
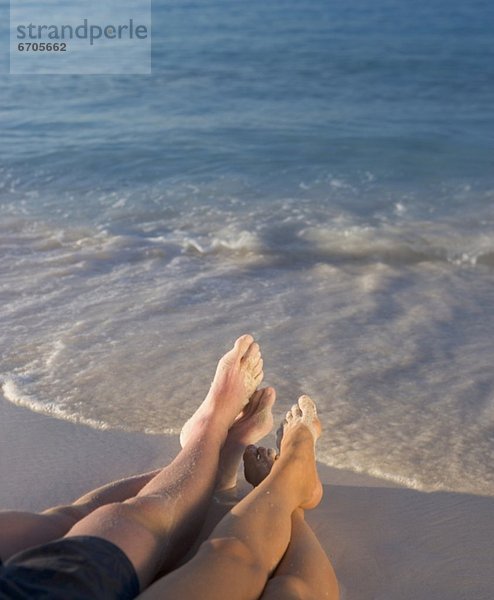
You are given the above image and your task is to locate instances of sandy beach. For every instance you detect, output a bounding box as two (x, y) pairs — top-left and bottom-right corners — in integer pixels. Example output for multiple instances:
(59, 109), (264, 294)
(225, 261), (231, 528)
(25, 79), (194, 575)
(2, 1), (494, 598)
(1, 395), (493, 599)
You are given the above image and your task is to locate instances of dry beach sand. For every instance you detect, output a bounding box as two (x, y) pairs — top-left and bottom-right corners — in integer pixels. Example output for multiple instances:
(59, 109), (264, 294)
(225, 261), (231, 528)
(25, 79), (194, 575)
(1, 395), (493, 599)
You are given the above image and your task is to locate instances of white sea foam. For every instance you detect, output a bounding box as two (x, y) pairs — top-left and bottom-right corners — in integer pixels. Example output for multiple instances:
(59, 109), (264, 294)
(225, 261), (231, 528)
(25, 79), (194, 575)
(1, 0), (494, 508)
(1, 203), (494, 495)
(1, 376), (111, 430)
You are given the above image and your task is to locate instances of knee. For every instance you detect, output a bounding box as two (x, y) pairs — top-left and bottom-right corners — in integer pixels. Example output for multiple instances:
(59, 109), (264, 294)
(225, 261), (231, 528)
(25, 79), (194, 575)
(43, 504), (90, 530)
(93, 495), (179, 539)
(262, 575), (314, 600)
(199, 537), (266, 584)
(69, 499), (164, 542)
(201, 536), (261, 569)
(71, 501), (130, 526)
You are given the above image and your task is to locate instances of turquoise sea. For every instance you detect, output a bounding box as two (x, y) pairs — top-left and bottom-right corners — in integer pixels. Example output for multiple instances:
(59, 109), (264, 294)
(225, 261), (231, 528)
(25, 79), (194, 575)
(1, 0), (494, 494)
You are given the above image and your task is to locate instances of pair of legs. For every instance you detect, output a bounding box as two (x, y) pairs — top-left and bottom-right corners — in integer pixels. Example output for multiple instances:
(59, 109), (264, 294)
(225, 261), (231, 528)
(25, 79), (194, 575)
(1, 335), (338, 599)
(140, 395), (338, 600)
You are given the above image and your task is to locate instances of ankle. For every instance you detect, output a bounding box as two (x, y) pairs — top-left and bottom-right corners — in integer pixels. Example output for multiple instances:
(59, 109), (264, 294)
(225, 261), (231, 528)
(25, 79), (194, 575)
(281, 426), (315, 451)
(216, 442), (245, 491)
(182, 413), (227, 449)
(203, 393), (238, 431)
(271, 455), (318, 507)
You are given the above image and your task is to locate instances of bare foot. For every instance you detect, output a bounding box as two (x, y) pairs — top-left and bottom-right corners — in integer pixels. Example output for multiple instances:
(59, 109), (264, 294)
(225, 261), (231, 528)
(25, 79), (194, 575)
(275, 394), (323, 510)
(243, 445), (278, 487)
(216, 387), (276, 491)
(228, 387), (275, 447)
(180, 335), (264, 447)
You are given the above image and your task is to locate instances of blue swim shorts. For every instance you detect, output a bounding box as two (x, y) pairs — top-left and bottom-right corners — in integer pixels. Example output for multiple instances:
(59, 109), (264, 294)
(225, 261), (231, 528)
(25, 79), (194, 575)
(0, 536), (140, 599)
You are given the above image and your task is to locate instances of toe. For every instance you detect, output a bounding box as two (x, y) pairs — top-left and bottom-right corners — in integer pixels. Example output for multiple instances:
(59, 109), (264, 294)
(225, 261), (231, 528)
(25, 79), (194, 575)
(267, 448), (278, 461)
(243, 341), (261, 362)
(291, 404), (303, 418)
(298, 394), (321, 440)
(247, 389), (263, 412)
(259, 386), (276, 408)
(244, 444), (257, 460)
(258, 446), (269, 459)
(254, 358), (264, 377)
(252, 387), (271, 411)
(239, 390), (258, 414)
(234, 334), (255, 356)
(298, 394), (317, 415)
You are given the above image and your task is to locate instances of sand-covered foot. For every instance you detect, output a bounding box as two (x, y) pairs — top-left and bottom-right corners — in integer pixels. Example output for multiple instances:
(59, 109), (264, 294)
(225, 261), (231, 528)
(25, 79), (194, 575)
(227, 387), (275, 447)
(215, 387), (276, 491)
(180, 335), (264, 447)
(243, 445), (278, 487)
(276, 394), (321, 450)
(275, 394), (323, 510)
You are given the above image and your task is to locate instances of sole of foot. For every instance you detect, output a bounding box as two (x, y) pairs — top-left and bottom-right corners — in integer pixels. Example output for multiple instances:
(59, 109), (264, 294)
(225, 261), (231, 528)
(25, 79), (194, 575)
(227, 387), (276, 447)
(275, 394), (323, 510)
(180, 335), (264, 448)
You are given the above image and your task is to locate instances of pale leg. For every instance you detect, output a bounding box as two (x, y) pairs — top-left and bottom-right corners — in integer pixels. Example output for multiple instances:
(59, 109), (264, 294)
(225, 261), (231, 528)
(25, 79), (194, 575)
(65, 334), (264, 590)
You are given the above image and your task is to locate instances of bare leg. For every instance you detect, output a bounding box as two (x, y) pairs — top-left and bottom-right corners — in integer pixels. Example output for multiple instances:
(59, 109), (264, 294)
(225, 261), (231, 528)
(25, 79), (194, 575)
(0, 339), (267, 565)
(178, 386), (276, 564)
(0, 469), (160, 562)
(244, 447), (339, 600)
(65, 334), (264, 589)
(139, 395), (322, 600)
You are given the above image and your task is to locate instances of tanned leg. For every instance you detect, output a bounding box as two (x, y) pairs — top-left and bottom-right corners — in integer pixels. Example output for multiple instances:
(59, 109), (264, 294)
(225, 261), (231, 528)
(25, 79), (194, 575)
(65, 334), (264, 590)
(139, 395), (322, 600)
(244, 447), (339, 600)
(0, 469), (160, 562)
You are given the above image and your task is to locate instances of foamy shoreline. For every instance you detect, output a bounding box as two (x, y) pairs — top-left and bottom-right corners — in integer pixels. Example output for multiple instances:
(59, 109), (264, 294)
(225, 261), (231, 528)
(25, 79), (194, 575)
(1, 396), (493, 599)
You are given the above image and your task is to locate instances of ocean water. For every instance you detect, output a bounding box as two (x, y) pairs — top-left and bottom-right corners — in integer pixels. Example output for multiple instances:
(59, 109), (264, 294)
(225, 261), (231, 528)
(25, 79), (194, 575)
(1, 0), (494, 495)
